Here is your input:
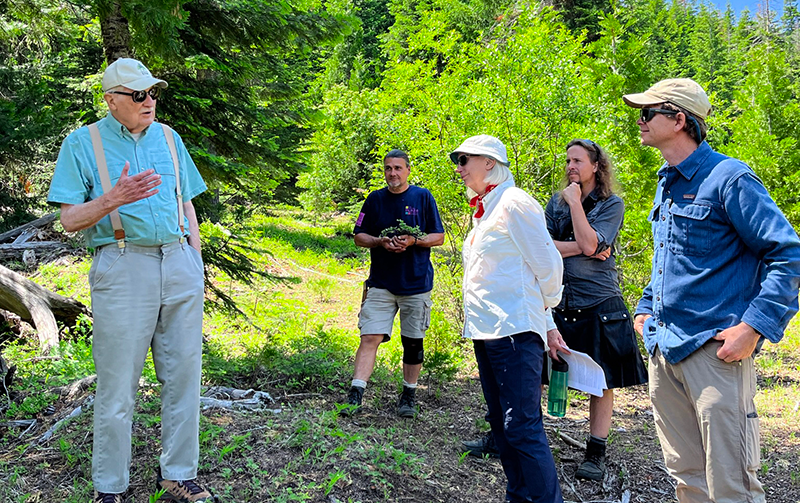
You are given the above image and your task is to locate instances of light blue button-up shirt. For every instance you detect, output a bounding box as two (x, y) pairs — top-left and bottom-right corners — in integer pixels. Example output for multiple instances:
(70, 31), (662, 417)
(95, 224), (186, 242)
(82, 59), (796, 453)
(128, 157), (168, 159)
(634, 141), (800, 364)
(48, 114), (207, 248)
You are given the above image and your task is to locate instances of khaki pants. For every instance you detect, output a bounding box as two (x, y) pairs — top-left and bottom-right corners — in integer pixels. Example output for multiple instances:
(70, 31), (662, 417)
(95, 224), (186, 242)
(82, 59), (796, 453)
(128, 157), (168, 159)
(90, 241), (204, 493)
(650, 341), (764, 503)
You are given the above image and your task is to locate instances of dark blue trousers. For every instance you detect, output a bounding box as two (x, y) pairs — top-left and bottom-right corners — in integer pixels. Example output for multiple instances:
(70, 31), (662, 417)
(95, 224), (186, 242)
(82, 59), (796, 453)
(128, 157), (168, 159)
(473, 332), (563, 503)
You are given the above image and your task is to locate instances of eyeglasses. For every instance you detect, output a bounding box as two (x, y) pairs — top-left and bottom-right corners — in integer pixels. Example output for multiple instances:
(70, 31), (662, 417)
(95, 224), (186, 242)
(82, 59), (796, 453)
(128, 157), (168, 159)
(109, 87), (162, 103)
(640, 108), (679, 122)
(456, 154), (477, 166)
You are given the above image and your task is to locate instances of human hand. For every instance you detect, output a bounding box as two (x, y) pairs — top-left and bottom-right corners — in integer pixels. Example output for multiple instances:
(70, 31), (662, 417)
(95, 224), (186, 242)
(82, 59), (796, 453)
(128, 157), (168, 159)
(391, 234), (415, 251)
(110, 162), (161, 206)
(633, 314), (651, 337)
(561, 182), (582, 206)
(380, 236), (405, 253)
(713, 322), (760, 362)
(546, 329), (571, 361)
(590, 248), (611, 261)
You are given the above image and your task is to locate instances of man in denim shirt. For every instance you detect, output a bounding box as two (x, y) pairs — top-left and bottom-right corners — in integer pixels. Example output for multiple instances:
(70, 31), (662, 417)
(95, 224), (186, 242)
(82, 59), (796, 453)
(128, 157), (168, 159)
(624, 78), (800, 503)
(48, 59), (213, 503)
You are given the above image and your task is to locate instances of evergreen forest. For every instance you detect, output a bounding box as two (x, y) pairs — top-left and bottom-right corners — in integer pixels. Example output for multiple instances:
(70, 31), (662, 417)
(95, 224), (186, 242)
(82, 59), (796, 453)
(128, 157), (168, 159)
(2, 0), (800, 501)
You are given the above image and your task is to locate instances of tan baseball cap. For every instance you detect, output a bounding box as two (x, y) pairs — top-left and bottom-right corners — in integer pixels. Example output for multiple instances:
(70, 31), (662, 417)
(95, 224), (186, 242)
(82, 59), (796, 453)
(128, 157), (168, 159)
(102, 58), (167, 92)
(623, 78), (711, 119)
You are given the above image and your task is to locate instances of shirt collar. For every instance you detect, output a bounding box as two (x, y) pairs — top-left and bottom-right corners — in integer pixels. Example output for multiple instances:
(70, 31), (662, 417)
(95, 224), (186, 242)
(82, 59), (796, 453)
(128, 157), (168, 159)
(476, 179), (515, 220)
(658, 141), (713, 180)
(101, 113), (152, 140)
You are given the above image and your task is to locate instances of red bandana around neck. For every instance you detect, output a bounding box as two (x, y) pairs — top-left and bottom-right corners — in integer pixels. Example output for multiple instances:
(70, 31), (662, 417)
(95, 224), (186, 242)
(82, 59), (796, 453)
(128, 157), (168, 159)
(469, 184), (498, 218)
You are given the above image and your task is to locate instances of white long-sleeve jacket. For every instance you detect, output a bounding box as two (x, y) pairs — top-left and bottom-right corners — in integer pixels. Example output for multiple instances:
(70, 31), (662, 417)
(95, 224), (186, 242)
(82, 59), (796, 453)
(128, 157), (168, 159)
(462, 180), (563, 344)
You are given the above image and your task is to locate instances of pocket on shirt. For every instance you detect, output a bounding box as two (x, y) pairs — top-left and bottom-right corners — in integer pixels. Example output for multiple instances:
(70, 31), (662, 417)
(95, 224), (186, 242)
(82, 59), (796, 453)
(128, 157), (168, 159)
(599, 310), (637, 357)
(668, 203), (712, 256)
(153, 161), (177, 195)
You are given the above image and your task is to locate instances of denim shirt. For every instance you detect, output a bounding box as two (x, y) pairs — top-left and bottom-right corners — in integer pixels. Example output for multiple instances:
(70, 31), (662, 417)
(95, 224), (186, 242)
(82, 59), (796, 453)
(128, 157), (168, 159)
(48, 114), (207, 248)
(635, 141), (800, 364)
(545, 191), (624, 309)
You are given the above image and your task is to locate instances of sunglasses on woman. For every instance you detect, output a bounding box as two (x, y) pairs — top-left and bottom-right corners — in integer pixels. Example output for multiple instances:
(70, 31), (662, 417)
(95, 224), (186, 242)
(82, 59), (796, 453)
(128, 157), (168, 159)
(109, 87), (162, 103)
(456, 154), (477, 166)
(640, 107), (679, 122)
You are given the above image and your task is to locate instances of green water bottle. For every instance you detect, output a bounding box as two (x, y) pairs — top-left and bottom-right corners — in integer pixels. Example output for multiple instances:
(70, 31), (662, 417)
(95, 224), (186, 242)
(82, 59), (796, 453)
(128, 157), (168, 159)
(547, 357), (569, 417)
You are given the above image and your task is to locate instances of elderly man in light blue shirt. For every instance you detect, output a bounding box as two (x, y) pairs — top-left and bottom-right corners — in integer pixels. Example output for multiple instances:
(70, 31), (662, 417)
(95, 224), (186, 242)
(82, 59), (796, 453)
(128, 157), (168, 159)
(48, 58), (214, 503)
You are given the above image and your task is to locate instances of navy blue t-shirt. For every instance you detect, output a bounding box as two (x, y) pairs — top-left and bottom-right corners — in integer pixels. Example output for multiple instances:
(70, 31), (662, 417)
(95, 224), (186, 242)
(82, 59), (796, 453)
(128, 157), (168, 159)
(354, 185), (444, 295)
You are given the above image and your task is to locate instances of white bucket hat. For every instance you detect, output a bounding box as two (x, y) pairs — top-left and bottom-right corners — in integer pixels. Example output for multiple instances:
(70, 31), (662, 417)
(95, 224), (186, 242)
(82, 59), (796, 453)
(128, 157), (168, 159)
(450, 135), (509, 165)
(102, 58), (168, 92)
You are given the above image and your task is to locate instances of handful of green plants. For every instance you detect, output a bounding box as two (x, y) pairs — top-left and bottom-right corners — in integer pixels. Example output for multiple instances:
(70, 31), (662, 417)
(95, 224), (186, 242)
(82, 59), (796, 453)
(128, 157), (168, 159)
(379, 219), (427, 239)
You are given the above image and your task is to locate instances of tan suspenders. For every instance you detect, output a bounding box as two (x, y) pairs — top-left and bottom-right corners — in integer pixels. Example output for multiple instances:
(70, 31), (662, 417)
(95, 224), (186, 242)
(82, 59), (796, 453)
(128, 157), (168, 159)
(87, 122), (184, 248)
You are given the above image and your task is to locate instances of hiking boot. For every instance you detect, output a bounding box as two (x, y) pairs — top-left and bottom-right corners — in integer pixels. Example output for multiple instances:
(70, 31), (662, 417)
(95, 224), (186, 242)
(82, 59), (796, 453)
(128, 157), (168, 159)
(93, 490), (130, 503)
(339, 385), (364, 417)
(575, 437), (607, 481)
(397, 386), (417, 418)
(461, 431), (500, 458)
(156, 471), (215, 502)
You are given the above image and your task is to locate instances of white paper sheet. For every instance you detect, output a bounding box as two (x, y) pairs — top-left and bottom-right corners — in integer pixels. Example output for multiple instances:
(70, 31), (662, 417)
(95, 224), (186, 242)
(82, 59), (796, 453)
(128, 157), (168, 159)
(555, 350), (607, 398)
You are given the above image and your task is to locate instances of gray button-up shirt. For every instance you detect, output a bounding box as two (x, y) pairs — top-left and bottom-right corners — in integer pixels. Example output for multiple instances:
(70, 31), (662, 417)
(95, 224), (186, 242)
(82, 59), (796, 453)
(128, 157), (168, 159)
(545, 191), (624, 310)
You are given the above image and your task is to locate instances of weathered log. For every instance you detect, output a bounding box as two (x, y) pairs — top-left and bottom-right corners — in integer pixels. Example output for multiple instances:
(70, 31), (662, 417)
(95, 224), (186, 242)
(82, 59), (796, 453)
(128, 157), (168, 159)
(13, 228), (38, 244)
(37, 396), (93, 444)
(0, 212), (58, 243)
(0, 241), (69, 261)
(0, 264), (91, 351)
(0, 419), (36, 428)
(53, 374), (97, 401)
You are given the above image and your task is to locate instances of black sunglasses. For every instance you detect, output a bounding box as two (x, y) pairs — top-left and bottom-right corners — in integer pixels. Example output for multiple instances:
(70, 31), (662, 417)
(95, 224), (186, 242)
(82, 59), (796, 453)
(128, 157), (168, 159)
(640, 107), (679, 122)
(455, 154), (477, 166)
(109, 87), (162, 103)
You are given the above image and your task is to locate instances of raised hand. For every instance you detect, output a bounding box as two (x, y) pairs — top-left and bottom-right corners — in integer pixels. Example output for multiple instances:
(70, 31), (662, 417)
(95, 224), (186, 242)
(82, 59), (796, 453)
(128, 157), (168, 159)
(110, 162), (161, 206)
(561, 182), (582, 206)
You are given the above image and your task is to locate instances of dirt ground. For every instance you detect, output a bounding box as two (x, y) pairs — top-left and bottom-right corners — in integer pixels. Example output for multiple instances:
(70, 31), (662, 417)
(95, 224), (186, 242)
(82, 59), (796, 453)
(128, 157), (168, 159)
(4, 369), (800, 503)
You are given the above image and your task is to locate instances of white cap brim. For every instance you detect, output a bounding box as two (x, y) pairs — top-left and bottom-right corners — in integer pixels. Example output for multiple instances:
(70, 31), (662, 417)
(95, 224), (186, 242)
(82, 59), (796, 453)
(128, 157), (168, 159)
(104, 76), (168, 92)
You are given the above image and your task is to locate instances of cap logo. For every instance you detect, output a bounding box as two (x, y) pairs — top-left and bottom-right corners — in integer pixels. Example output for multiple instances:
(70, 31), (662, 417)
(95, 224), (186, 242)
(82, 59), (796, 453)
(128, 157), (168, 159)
(137, 62), (148, 75)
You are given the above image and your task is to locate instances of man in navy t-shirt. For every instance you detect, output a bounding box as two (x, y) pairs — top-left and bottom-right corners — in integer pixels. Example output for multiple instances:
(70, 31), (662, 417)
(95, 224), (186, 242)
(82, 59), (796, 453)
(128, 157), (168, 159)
(341, 149), (444, 418)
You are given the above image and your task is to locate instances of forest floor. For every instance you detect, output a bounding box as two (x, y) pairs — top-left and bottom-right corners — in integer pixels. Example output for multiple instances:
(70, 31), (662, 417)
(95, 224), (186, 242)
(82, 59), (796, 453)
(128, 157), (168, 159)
(2, 207), (799, 503)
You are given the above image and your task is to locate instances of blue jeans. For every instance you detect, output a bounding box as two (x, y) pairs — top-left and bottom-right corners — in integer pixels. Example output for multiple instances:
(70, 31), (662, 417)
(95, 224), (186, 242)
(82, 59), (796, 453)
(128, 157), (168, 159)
(474, 332), (563, 503)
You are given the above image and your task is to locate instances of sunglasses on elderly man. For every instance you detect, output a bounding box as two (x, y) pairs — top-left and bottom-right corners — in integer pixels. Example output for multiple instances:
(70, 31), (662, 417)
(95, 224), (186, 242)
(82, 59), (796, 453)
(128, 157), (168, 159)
(455, 154), (478, 166)
(109, 87), (162, 103)
(640, 107), (679, 122)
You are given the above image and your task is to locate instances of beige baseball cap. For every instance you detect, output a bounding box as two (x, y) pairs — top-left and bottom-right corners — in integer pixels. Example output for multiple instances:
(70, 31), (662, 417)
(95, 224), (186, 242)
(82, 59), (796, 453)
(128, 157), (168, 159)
(102, 58), (167, 92)
(623, 78), (711, 119)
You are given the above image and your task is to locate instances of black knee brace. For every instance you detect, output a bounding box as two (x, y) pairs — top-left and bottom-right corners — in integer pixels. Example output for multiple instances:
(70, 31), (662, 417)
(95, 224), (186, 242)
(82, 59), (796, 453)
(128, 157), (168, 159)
(401, 335), (424, 365)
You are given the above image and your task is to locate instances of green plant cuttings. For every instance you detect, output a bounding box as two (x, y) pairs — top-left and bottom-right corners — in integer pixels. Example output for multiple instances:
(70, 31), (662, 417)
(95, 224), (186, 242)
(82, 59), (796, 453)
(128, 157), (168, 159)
(379, 219), (427, 239)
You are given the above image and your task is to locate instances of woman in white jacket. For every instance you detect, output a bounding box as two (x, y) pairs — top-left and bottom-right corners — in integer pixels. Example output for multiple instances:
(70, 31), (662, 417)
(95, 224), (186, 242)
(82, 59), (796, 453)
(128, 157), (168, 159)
(453, 134), (566, 503)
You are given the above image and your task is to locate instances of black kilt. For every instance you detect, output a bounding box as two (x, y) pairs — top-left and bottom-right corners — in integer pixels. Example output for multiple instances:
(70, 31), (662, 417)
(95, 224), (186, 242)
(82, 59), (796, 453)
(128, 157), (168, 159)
(550, 296), (648, 389)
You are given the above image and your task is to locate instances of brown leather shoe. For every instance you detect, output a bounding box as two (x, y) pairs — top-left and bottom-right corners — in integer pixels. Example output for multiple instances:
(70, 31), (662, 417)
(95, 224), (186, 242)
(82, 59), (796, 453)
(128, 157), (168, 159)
(156, 472), (215, 502)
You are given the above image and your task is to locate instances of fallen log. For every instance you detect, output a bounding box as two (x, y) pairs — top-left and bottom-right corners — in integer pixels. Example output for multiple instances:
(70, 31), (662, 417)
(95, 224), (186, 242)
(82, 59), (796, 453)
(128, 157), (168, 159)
(0, 241), (69, 261)
(0, 419), (36, 428)
(37, 396), (93, 444)
(0, 212), (58, 243)
(0, 263), (91, 351)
